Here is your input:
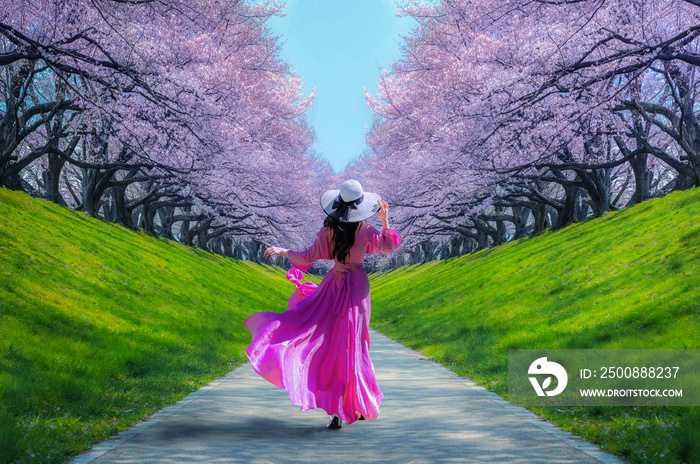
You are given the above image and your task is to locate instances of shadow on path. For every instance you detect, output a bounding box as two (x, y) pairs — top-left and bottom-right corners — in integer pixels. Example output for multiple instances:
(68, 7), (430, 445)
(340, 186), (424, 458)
(71, 331), (624, 464)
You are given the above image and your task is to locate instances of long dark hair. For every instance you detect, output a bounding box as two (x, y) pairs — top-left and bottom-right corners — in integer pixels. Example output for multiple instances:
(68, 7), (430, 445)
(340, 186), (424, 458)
(323, 216), (360, 263)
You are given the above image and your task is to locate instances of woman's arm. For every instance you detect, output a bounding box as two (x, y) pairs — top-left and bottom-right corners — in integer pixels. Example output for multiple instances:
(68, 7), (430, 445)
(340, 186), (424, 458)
(265, 228), (331, 272)
(366, 200), (402, 254)
(377, 199), (390, 229)
(264, 247), (289, 258)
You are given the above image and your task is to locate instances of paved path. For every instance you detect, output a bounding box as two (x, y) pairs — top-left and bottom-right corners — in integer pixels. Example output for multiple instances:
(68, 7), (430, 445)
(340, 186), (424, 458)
(71, 331), (624, 464)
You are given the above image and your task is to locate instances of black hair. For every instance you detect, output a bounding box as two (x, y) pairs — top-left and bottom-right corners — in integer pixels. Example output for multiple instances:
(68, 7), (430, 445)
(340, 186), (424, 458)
(323, 215), (360, 263)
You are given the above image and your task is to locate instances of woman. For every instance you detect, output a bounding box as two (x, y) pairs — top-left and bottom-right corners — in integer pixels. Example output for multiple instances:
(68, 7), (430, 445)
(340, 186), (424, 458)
(243, 179), (402, 430)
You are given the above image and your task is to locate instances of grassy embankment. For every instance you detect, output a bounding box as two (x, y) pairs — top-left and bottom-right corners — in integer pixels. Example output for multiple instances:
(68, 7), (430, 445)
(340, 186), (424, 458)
(369, 187), (700, 464)
(0, 187), (293, 464)
(2, 184), (700, 463)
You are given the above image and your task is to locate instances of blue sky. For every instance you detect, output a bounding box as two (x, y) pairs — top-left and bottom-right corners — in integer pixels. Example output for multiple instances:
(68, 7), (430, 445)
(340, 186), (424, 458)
(266, 0), (416, 173)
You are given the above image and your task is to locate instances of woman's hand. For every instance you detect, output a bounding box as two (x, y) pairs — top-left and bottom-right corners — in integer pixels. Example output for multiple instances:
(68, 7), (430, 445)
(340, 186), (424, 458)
(377, 199), (390, 229)
(264, 246), (288, 259)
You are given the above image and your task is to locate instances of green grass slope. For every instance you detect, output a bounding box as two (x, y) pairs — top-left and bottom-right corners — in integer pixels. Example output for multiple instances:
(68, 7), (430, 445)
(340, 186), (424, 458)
(369, 187), (700, 464)
(0, 187), (292, 464)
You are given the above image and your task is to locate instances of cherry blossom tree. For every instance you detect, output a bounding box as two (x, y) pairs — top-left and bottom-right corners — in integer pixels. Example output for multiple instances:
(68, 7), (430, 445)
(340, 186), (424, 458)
(360, 0), (700, 265)
(1, 0), (329, 256)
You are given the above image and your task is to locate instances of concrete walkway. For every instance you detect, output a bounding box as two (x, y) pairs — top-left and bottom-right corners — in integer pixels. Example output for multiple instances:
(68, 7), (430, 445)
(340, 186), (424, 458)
(70, 331), (624, 464)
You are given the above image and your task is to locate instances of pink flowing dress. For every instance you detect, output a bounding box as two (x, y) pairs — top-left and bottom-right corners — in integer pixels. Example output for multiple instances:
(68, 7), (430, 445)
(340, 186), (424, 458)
(243, 222), (402, 425)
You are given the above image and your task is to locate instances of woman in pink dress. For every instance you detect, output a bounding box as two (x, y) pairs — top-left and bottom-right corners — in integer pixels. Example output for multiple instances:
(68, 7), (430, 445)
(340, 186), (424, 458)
(243, 179), (402, 430)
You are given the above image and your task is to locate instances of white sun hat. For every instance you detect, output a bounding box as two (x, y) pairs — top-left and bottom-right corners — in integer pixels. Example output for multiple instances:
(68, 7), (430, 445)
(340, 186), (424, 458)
(320, 179), (381, 223)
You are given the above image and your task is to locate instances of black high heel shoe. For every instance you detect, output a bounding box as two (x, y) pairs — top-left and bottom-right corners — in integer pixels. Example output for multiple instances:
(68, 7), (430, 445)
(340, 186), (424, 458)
(327, 415), (342, 429)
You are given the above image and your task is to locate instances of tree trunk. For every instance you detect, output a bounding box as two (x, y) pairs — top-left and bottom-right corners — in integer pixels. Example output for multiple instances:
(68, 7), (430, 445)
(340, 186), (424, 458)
(511, 206), (529, 239)
(528, 202), (546, 235)
(233, 239), (244, 260)
(554, 183), (578, 230)
(43, 152), (67, 205)
(250, 241), (264, 264)
(111, 184), (134, 229)
(408, 245), (421, 264)
(0, 62), (31, 187)
(2, 173), (27, 192)
(101, 195), (115, 221)
(451, 239), (461, 257)
(670, 63), (700, 187)
(572, 165), (610, 219)
(473, 218), (497, 249)
(591, 167), (611, 217)
(222, 236), (233, 257)
(157, 206), (175, 239)
(82, 168), (100, 216)
(141, 203), (156, 235)
(627, 151), (651, 206)
(495, 219), (508, 245)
